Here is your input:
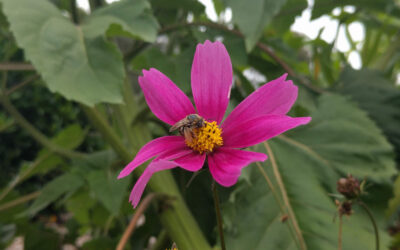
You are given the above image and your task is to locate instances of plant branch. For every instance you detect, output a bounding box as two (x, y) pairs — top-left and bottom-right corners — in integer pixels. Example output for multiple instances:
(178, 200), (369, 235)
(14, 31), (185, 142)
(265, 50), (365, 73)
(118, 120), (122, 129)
(264, 142), (307, 250)
(0, 191), (40, 212)
(161, 22), (324, 94)
(212, 181), (226, 250)
(0, 63), (35, 71)
(358, 201), (379, 250)
(117, 194), (157, 250)
(6, 74), (39, 95)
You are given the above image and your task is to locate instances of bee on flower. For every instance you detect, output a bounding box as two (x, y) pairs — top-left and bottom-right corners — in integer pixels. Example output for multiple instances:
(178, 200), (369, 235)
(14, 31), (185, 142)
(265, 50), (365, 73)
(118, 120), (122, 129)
(118, 40), (311, 208)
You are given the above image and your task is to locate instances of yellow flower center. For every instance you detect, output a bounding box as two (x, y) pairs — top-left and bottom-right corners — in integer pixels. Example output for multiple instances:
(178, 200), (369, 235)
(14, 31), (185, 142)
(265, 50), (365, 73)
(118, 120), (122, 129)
(185, 121), (223, 154)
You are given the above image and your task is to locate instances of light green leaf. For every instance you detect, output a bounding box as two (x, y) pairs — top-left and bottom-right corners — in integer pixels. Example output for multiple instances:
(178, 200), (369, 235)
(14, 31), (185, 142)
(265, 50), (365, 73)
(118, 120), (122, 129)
(227, 0), (288, 51)
(25, 173), (85, 216)
(2, 0), (125, 106)
(223, 94), (395, 249)
(83, 0), (159, 42)
(87, 170), (130, 216)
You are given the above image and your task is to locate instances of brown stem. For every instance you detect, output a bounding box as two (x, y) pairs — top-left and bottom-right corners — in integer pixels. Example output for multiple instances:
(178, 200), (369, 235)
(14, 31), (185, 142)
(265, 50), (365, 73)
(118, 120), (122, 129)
(264, 142), (307, 250)
(6, 74), (39, 95)
(256, 162), (301, 249)
(212, 181), (226, 250)
(0, 191), (40, 212)
(116, 194), (157, 250)
(0, 63), (35, 71)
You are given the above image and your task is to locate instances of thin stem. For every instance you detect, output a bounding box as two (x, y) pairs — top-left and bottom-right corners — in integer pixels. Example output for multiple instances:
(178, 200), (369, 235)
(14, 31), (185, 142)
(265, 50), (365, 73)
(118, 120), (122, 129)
(0, 152), (51, 202)
(0, 191), (40, 212)
(264, 142), (307, 250)
(358, 201), (379, 250)
(338, 215), (343, 250)
(212, 181), (226, 250)
(256, 162), (301, 250)
(117, 194), (157, 250)
(6, 74), (39, 95)
(0, 93), (86, 159)
(0, 63), (35, 71)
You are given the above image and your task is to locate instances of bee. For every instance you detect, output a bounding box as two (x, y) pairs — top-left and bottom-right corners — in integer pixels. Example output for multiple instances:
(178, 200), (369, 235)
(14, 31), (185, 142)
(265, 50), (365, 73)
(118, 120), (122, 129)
(169, 114), (205, 143)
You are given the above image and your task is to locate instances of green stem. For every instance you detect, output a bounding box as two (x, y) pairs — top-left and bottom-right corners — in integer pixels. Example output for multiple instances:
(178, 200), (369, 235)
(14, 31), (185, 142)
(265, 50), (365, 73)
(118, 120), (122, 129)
(0, 94), (86, 159)
(82, 105), (211, 250)
(358, 201), (379, 250)
(0, 191), (40, 212)
(212, 181), (226, 250)
(70, 0), (79, 24)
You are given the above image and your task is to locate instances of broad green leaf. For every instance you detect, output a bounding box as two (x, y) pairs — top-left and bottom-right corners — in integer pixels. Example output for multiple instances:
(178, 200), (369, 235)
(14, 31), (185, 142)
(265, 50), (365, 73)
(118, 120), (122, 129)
(83, 0), (159, 42)
(226, 0), (288, 51)
(87, 170), (130, 216)
(223, 94), (395, 249)
(270, 0), (307, 35)
(25, 173), (84, 216)
(66, 191), (96, 226)
(2, 0), (124, 106)
(337, 67), (400, 161)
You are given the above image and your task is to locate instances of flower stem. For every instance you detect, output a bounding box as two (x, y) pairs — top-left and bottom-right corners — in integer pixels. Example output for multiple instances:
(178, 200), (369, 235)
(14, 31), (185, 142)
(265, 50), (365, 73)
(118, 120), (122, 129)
(338, 215), (343, 250)
(358, 201), (379, 250)
(212, 181), (226, 250)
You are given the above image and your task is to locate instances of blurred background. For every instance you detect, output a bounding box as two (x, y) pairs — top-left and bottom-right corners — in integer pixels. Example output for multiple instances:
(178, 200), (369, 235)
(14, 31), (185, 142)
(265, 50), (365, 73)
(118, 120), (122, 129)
(0, 0), (399, 249)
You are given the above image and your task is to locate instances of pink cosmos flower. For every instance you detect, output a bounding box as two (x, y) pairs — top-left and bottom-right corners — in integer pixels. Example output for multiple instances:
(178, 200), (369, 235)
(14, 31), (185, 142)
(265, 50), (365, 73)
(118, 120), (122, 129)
(118, 40), (311, 208)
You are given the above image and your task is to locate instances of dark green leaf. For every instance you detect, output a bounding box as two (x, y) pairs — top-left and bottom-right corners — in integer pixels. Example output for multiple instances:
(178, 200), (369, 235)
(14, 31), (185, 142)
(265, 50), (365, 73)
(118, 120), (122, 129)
(87, 170), (130, 215)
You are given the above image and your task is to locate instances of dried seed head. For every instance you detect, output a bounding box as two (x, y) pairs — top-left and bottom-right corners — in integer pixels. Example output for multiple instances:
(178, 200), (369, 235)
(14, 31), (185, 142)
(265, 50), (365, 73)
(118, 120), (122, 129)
(336, 200), (353, 217)
(337, 174), (361, 199)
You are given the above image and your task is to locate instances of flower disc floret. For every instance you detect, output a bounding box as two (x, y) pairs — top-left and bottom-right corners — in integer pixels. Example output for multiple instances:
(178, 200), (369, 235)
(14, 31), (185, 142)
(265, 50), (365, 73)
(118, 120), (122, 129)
(185, 121), (223, 154)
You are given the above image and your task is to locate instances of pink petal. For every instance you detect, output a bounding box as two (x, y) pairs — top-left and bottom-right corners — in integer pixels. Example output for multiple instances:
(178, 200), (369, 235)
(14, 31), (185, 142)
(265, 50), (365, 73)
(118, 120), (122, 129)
(174, 152), (206, 171)
(118, 136), (186, 179)
(139, 68), (196, 125)
(129, 160), (177, 208)
(191, 40), (233, 123)
(223, 115), (311, 148)
(129, 153), (206, 208)
(222, 74), (298, 129)
(208, 148), (267, 187)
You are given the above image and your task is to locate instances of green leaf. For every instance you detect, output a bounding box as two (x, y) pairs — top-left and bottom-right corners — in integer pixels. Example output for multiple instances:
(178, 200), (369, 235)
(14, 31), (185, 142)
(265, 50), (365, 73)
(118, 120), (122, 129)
(87, 170), (130, 216)
(337, 67), (400, 161)
(25, 173), (84, 216)
(226, 0), (288, 51)
(2, 0), (125, 106)
(83, 0), (159, 42)
(388, 175), (400, 217)
(223, 94), (395, 249)
(66, 191), (96, 226)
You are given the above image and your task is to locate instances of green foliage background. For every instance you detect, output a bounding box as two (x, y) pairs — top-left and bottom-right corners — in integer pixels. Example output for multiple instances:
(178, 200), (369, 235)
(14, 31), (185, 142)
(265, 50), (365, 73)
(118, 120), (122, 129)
(0, 0), (399, 249)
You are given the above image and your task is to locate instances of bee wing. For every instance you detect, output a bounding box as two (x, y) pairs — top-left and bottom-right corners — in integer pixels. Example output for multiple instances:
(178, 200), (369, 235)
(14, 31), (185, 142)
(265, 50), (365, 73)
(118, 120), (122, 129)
(183, 127), (194, 143)
(169, 119), (184, 132)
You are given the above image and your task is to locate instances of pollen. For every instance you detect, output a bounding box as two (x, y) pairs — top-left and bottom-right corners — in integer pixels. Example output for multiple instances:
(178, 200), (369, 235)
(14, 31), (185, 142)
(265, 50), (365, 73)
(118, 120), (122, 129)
(186, 121), (223, 154)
